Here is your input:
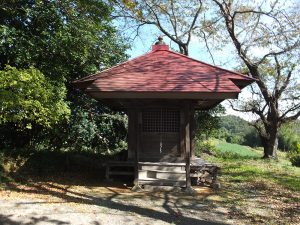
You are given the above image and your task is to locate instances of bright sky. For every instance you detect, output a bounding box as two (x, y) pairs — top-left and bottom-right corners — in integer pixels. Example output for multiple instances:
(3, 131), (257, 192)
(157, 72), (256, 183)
(125, 27), (256, 121)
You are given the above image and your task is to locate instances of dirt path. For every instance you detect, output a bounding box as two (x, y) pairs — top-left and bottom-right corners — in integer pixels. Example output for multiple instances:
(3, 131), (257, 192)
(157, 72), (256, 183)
(1, 180), (299, 225)
(0, 182), (233, 225)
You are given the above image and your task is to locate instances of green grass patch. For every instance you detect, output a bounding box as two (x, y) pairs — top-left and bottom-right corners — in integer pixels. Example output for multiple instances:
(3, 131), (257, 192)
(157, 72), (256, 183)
(203, 140), (300, 191)
(213, 140), (261, 159)
(207, 148), (300, 191)
(221, 160), (300, 190)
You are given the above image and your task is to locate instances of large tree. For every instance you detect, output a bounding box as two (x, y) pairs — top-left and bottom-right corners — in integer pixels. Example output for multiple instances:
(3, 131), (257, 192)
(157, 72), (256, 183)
(0, 0), (126, 80)
(0, 0), (128, 152)
(117, 0), (300, 158)
(212, 0), (300, 158)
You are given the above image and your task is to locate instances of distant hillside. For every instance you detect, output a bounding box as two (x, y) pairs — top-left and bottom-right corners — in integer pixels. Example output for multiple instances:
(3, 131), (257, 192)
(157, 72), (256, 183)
(217, 115), (261, 147)
(218, 115), (300, 151)
(219, 115), (250, 136)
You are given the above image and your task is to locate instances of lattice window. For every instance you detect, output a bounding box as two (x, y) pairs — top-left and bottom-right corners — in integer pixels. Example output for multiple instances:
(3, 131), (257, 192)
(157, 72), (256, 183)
(142, 109), (180, 132)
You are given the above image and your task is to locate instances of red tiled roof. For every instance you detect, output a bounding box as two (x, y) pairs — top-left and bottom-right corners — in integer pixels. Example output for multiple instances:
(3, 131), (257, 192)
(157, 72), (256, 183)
(73, 44), (254, 94)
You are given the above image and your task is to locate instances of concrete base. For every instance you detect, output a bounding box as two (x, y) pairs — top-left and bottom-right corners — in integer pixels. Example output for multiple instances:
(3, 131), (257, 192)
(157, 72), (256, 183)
(142, 185), (182, 192)
(131, 184), (143, 192)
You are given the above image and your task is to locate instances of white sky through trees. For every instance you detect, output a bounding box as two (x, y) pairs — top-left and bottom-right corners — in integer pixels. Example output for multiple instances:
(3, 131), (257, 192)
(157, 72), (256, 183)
(118, 0), (299, 122)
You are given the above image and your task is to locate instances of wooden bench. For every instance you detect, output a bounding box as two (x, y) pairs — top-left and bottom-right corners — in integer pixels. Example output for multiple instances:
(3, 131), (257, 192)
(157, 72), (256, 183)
(104, 161), (135, 180)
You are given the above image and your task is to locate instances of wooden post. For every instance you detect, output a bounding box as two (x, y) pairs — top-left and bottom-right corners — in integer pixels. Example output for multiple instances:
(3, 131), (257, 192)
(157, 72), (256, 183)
(184, 102), (192, 190)
(127, 109), (134, 160)
(190, 106), (196, 159)
(180, 109), (185, 158)
(133, 110), (138, 184)
(132, 109), (142, 191)
(105, 164), (110, 181)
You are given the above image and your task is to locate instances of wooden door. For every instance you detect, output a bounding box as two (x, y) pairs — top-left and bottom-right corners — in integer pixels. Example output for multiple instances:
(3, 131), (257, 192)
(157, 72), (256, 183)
(140, 108), (180, 161)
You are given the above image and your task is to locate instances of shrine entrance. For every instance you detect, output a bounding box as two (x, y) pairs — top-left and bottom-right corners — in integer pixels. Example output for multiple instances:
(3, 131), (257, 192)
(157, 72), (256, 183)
(73, 37), (255, 189)
(140, 108), (180, 161)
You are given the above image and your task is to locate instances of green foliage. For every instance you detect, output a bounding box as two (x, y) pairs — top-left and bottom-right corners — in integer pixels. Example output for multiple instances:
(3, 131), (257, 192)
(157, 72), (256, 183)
(289, 143), (300, 167)
(0, 0), (127, 80)
(0, 66), (70, 129)
(28, 100), (128, 155)
(278, 122), (300, 151)
(63, 105), (128, 154)
(218, 116), (300, 152)
(195, 139), (216, 156)
(0, 0), (128, 153)
(217, 115), (261, 147)
(196, 105), (225, 140)
(243, 127), (262, 147)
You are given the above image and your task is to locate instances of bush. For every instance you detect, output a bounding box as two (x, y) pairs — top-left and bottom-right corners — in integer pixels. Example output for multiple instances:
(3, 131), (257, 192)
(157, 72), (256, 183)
(195, 139), (216, 156)
(290, 143), (300, 167)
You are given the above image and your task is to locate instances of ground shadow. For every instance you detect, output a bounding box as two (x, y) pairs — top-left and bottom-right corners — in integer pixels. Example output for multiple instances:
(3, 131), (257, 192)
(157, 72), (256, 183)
(4, 181), (227, 225)
(0, 214), (69, 225)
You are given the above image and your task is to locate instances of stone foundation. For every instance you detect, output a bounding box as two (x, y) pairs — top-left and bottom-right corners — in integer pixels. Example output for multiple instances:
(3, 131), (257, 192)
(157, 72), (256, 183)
(191, 164), (220, 187)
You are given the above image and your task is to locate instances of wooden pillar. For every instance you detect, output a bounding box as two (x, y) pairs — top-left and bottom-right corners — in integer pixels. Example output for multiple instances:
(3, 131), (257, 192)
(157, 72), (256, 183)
(184, 102), (191, 189)
(127, 109), (136, 160)
(136, 111), (142, 178)
(132, 109), (142, 191)
(133, 110), (139, 184)
(190, 106), (196, 159)
(180, 109), (185, 158)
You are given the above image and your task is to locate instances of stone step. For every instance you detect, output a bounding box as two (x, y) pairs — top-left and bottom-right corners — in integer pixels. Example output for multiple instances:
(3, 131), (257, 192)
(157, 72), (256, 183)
(142, 185), (183, 192)
(138, 178), (186, 187)
(139, 165), (185, 172)
(139, 170), (186, 180)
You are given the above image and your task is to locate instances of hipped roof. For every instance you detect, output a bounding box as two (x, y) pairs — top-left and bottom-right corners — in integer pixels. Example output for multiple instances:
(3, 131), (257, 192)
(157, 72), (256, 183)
(73, 44), (255, 101)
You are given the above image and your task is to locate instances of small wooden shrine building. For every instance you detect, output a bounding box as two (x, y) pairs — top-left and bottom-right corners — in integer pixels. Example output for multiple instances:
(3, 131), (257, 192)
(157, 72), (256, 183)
(73, 37), (254, 190)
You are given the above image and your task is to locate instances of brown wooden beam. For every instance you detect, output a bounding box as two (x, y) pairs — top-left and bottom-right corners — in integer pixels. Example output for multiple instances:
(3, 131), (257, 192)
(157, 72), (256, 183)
(127, 109), (135, 160)
(87, 91), (239, 100)
(190, 106), (196, 159)
(180, 109), (185, 159)
(184, 102), (192, 189)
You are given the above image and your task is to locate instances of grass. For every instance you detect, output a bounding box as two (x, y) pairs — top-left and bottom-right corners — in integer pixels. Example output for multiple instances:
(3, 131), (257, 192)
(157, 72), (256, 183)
(213, 139), (261, 159)
(206, 139), (300, 191)
(214, 158), (300, 191)
(200, 140), (300, 224)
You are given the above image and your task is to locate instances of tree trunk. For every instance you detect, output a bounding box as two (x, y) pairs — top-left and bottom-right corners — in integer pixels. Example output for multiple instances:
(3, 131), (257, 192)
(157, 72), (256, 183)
(261, 126), (278, 159)
(179, 44), (189, 56)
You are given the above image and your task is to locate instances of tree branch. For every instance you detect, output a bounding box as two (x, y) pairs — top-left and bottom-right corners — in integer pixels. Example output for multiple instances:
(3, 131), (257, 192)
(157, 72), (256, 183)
(256, 40), (300, 65)
(280, 103), (300, 122)
(212, 0), (271, 103)
(186, 0), (203, 45)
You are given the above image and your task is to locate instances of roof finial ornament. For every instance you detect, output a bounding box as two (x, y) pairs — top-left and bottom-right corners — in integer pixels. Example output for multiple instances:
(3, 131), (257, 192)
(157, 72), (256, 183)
(155, 36), (165, 45)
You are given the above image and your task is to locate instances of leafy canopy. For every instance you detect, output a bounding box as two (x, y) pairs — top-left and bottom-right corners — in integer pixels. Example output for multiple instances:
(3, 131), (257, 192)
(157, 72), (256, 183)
(0, 0), (127, 81)
(0, 66), (70, 129)
(0, 0), (128, 152)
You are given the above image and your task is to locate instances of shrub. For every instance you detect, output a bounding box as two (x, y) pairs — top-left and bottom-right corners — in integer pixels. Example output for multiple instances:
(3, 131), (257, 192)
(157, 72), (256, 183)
(195, 139), (216, 156)
(290, 143), (300, 167)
